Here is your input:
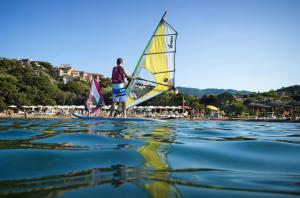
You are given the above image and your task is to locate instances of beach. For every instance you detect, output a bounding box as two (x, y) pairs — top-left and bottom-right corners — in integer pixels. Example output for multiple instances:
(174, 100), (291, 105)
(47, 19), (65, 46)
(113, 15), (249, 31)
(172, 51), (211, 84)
(1, 112), (299, 123)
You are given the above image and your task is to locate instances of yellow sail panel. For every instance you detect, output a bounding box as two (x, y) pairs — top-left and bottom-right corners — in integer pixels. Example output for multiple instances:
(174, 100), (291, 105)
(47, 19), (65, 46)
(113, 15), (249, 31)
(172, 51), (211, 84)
(126, 17), (177, 109)
(142, 23), (170, 97)
(147, 22), (165, 54)
(143, 23), (171, 91)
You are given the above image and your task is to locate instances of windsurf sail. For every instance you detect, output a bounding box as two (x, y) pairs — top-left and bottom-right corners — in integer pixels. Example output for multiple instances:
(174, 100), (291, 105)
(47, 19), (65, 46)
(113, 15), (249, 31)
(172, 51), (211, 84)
(126, 12), (178, 109)
(85, 79), (105, 114)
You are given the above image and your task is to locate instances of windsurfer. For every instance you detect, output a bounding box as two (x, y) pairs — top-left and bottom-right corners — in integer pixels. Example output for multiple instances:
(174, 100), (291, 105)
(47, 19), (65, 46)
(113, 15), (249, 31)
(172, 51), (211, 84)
(109, 58), (136, 117)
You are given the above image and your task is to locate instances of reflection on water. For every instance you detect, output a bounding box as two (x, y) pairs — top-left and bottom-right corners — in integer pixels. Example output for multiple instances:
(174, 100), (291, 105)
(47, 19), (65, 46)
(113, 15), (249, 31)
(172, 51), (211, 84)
(0, 119), (300, 197)
(137, 127), (180, 198)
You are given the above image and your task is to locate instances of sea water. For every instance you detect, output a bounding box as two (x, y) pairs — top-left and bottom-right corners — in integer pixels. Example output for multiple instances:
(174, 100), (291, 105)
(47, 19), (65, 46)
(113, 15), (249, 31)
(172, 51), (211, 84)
(0, 119), (299, 197)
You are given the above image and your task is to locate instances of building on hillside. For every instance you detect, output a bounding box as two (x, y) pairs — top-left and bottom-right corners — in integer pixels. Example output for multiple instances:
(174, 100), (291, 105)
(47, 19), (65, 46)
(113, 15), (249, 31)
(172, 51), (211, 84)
(57, 64), (103, 84)
(57, 64), (74, 76)
(83, 72), (102, 82)
(277, 86), (300, 97)
(19, 59), (32, 65)
(247, 102), (272, 117)
(277, 90), (299, 97)
(18, 58), (41, 67)
(60, 75), (75, 84)
(234, 94), (247, 102)
(57, 64), (75, 84)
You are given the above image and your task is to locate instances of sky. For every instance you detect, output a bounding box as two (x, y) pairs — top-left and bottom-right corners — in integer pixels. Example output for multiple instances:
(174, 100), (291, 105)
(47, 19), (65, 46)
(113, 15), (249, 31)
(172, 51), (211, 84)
(0, 0), (299, 92)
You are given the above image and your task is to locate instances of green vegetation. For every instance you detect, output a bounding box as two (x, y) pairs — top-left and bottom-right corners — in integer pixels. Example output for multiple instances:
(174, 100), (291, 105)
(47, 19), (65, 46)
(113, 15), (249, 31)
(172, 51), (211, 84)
(0, 58), (115, 111)
(0, 58), (90, 110)
(0, 57), (299, 118)
(177, 86), (251, 97)
(143, 86), (300, 117)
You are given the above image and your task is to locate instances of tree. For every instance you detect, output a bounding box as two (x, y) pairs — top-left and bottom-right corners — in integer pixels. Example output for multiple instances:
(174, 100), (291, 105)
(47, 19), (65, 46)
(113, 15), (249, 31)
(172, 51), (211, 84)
(223, 101), (248, 116)
(0, 74), (19, 105)
(199, 94), (217, 106)
(216, 92), (236, 106)
(293, 94), (300, 101)
(99, 77), (111, 88)
(38, 61), (58, 80)
(0, 96), (6, 111)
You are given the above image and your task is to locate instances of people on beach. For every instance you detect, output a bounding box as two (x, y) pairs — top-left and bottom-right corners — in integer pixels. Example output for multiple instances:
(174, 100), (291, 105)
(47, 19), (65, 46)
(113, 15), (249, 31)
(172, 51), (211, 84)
(188, 106), (195, 120)
(84, 99), (91, 116)
(109, 58), (135, 117)
(8, 110), (12, 118)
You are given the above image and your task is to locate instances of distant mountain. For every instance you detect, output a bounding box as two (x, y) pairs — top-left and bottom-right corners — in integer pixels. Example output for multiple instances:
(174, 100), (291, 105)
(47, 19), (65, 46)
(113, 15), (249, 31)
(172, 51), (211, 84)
(177, 86), (252, 98)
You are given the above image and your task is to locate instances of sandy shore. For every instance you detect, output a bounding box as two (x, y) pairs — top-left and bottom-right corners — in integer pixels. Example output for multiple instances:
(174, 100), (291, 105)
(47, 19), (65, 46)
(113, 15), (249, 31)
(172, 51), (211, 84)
(0, 113), (299, 123)
(189, 117), (300, 123)
(0, 113), (70, 119)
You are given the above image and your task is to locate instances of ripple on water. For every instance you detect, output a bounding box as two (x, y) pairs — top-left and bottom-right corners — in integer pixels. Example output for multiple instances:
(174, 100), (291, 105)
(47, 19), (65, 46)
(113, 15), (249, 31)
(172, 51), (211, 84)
(34, 133), (143, 148)
(0, 119), (300, 197)
(0, 129), (41, 140)
(0, 149), (142, 180)
(169, 139), (300, 174)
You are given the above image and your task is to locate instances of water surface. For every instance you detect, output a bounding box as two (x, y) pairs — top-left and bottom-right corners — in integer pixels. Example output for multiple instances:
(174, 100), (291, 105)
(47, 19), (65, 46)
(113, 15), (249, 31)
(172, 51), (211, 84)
(0, 119), (300, 197)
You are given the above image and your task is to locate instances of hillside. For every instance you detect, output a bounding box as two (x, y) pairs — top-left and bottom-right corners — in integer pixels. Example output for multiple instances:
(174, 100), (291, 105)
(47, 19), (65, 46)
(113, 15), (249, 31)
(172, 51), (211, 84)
(177, 86), (252, 98)
(0, 58), (90, 109)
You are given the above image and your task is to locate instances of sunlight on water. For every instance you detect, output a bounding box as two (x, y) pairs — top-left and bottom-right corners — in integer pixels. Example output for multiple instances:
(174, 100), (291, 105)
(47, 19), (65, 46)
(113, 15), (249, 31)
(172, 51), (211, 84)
(0, 118), (300, 197)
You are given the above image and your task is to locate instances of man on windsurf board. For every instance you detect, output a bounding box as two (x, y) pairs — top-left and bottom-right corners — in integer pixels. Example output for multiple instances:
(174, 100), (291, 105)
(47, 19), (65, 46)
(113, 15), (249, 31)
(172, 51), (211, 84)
(109, 58), (135, 117)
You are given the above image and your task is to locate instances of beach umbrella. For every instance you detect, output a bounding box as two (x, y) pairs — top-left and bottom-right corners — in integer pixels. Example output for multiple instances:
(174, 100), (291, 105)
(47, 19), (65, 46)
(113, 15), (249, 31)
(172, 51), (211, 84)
(102, 105), (110, 110)
(159, 106), (167, 109)
(135, 106), (143, 111)
(176, 106), (183, 109)
(8, 105), (17, 108)
(21, 106), (28, 111)
(27, 106), (35, 111)
(207, 105), (218, 111)
(146, 106), (154, 111)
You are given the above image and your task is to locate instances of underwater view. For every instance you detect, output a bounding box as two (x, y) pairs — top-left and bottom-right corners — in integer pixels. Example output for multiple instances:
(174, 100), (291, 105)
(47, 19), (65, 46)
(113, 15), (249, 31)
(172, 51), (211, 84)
(0, 119), (300, 197)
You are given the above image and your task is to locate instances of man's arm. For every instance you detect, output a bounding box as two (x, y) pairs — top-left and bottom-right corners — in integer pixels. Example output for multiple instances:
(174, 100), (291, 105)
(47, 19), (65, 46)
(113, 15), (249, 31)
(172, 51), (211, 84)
(123, 69), (136, 80)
